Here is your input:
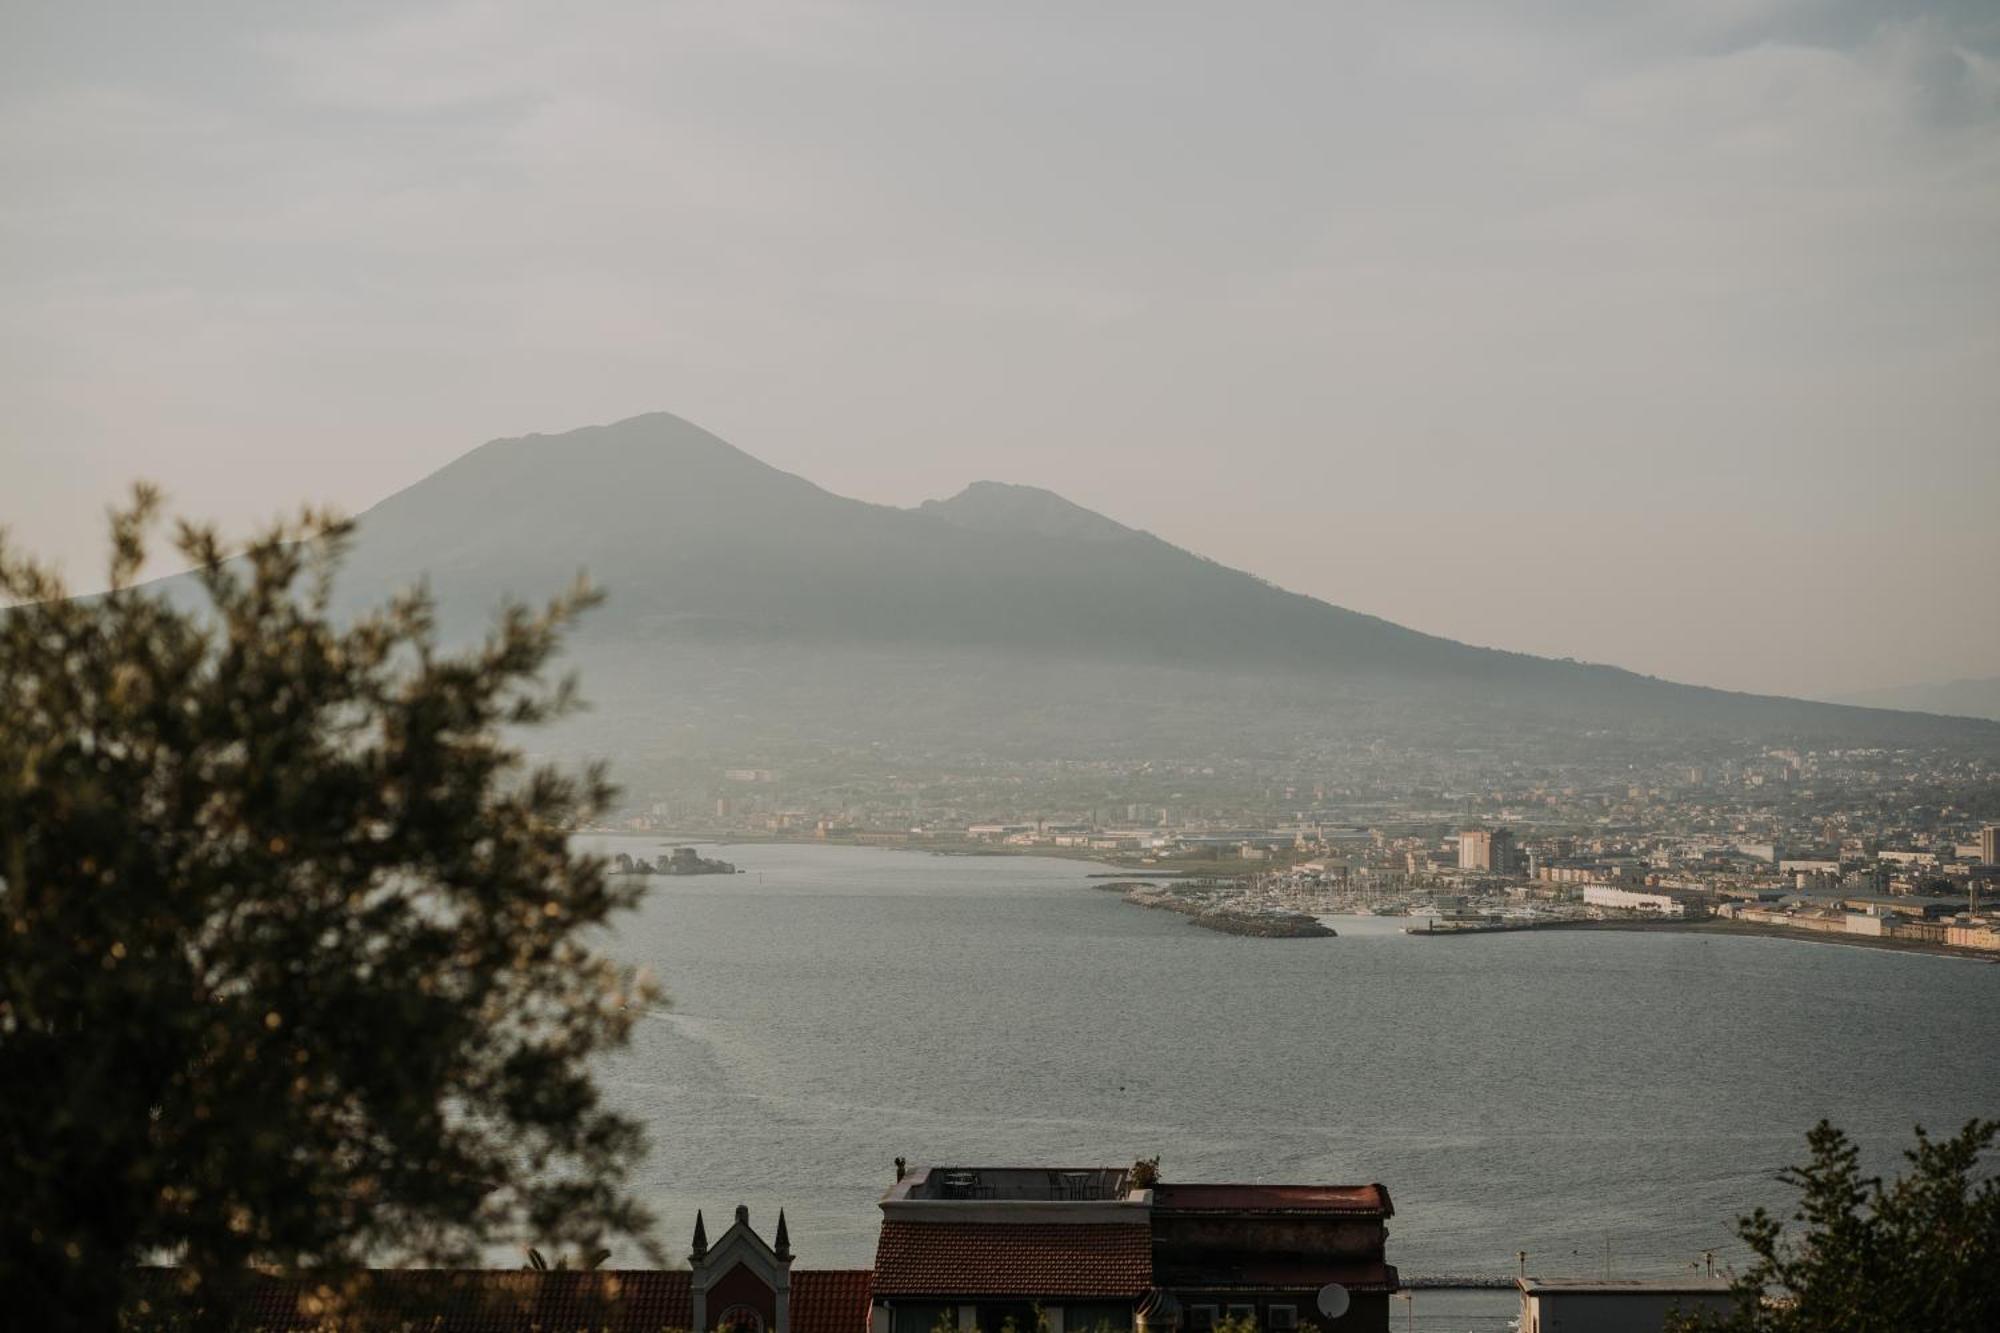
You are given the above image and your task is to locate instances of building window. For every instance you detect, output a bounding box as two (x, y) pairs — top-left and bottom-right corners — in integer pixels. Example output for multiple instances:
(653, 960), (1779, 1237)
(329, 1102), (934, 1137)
(719, 1307), (766, 1333)
(977, 1303), (1043, 1333)
(893, 1305), (956, 1333)
(1188, 1307), (1218, 1332)
(1267, 1307), (1297, 1331)
(1066, 1304), (1132, 1333)
(1225, 1306), (1256, 1327)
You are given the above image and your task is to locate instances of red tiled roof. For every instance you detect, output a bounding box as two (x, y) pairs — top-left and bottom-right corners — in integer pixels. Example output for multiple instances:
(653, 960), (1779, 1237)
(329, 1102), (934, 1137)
(131, 1268), (873, 1333)
(792, 1269), (877, 1333)
(873, 1223), (1153, 1299)
(1149, 1184), (1393, 1217)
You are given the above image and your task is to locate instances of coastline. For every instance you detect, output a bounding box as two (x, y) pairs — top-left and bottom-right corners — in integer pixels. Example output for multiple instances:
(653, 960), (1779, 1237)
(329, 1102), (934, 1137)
(580, 832), (1993, 962)
(575, 828), (1225, 874)
(1507, 916), (1998, 962)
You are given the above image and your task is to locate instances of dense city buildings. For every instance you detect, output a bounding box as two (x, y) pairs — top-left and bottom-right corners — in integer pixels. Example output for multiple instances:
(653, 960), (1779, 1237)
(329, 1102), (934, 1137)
(602, 737), (2000, 955)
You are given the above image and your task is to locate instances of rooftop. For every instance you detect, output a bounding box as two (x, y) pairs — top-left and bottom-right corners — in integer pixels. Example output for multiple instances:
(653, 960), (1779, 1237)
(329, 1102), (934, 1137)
(1518, 1277), (1733, 1295)
(873, 1222), (1153, 1299)
(1152, 1257), (1398, 1295)
(896, 1167), (1133, 1203)
(132, 1268), (875, 1333)
(1151, 1183), (1394, 1217)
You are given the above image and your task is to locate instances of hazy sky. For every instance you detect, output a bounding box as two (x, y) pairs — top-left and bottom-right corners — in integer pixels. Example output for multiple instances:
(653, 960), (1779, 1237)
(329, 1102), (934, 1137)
(4, 1), (1996, 699)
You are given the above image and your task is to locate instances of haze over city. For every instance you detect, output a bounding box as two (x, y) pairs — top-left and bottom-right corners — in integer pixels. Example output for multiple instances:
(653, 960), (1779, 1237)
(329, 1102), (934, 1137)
(11, 4), (2000, 1333)
(7, 0), (1998, 699)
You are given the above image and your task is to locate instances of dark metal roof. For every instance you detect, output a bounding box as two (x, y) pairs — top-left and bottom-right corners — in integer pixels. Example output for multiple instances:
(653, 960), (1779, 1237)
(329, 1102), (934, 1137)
(1149, 1184), (1393, 1218)
(1159, 1260), (1399, 1295)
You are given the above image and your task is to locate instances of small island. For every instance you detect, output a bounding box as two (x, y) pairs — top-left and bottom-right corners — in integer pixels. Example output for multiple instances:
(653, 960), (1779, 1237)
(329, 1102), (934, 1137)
(1195, 909), (1336, 938)
(611, 846), (739, 877)
(1116, 882), (1335, 938)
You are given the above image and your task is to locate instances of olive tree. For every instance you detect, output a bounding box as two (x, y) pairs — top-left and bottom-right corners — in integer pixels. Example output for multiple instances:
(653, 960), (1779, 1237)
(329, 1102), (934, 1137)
(1673, 1119), (2000, 1332)
(0, 489), (659, 1329)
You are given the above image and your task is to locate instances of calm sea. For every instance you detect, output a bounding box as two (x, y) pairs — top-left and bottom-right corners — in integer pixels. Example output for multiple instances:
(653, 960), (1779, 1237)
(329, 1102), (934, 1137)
(581, 838), (1997, 1325)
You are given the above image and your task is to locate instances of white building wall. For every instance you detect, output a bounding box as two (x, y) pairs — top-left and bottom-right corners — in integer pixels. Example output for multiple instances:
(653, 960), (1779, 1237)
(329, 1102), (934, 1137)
(1522, 1290), (1734, 1333)
(1582, 885), (1687, 917)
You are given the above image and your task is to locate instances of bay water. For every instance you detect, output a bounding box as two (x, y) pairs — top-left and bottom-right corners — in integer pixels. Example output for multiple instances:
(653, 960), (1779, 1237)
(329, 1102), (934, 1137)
(586, 838), (1998, 1310)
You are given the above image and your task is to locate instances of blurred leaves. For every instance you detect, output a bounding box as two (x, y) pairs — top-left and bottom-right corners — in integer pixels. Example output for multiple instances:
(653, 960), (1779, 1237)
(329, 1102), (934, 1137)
(1673, 1119), (2000, 1332)
(0, 488), (658, 1329)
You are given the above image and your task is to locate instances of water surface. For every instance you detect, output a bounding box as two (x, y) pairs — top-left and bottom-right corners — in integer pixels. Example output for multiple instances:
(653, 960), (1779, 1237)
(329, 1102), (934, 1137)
(586, 839), (1999, 1289)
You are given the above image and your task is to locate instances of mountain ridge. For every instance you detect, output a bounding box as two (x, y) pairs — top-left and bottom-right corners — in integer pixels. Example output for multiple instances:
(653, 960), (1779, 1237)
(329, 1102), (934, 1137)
(1834, 675), (2000, 723)
(919, 481), (1142, 542)
(215, 411), (2000, 758)
(332, 412), (1503, 675)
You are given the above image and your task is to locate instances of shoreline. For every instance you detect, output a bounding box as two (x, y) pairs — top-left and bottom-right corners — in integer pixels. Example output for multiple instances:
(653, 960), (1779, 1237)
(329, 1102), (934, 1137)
(580, 827), (1113, 861)
(576, 828), (1232, 875)
(1425, 915), (1998, 962)
(580, 833), (1993, 962)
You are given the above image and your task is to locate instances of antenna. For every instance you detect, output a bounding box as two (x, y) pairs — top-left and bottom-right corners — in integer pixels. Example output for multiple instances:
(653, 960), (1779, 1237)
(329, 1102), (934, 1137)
(1315, 1283), (1350, 1321)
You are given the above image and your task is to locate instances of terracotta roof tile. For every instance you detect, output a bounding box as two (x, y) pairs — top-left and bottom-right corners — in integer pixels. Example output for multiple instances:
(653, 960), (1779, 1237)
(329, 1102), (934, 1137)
(792, 1269), (877, 1333)
(872, 1223), (1152, 1299)
(131, 1267), (873, 1333)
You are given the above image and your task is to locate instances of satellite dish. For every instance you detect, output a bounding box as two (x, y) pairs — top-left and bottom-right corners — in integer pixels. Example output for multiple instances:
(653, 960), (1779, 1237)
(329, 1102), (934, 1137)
(1315, 1284), (1351, 1320)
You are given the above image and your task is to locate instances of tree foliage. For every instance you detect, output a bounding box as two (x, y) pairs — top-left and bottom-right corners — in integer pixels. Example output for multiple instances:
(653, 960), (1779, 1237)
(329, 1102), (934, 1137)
(1674, 1119), (2000, 1332)
(0, 489), (659, 1329)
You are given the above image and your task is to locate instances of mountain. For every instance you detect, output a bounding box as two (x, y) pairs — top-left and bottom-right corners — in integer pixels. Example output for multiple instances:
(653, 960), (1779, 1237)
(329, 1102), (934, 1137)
(1835, 676), (2000, 723)
(262, 412), (1997, 774)
(918, 481), (1139, 542)
(334, 412), (1473, 676)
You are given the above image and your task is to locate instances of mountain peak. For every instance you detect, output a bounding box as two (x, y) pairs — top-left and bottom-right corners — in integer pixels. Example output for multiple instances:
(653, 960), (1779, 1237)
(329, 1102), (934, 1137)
(918, 480), (1137, 542)
(488, 411), (772, 470)
(359, 410), (827, 528)
(209, 409), (1990, 752)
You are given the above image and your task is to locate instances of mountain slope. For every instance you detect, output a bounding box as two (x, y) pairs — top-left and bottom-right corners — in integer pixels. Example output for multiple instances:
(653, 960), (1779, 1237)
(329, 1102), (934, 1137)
(295, 412), (1994, 755)
(1835, 676), (2000, 723)
(334, 412), (1493, 676)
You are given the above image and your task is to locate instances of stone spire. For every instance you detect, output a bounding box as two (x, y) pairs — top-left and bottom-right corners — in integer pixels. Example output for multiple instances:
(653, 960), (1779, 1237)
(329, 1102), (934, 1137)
(690, 1209), (708, 1262)
(774, 1209), (792, 1261)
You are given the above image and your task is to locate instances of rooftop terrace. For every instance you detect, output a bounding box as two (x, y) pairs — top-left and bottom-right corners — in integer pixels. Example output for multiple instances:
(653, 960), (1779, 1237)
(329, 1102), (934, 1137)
(898, 1167), (1133, 1203)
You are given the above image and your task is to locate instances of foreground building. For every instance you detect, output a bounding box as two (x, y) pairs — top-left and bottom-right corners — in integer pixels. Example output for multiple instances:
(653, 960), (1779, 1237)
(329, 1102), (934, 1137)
(136, 1206), (873, 1333)
(132, 1166), (1398, 1331)
(1516, 1276), (1732, 1333)
(871, 1165), (1398, 1333)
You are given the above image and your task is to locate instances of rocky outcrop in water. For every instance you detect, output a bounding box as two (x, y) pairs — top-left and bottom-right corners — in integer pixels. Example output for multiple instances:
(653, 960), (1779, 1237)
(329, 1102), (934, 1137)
(611, 847), (738, 876)
(1117, 883), (1333, 938)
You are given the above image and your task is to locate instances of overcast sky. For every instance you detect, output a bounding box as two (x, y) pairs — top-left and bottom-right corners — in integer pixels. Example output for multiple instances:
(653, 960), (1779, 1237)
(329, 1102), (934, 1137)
(4, 1), (1996, 699)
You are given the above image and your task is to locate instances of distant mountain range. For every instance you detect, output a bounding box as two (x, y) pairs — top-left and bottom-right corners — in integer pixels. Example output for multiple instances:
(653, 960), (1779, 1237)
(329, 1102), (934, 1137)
(1834, 676), (2000, 723)
(263, 412), (1997, 772)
